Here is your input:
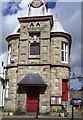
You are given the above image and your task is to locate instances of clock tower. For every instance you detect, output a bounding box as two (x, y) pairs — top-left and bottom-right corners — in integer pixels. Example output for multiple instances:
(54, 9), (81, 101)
(31, 0), (44, 8)
(28, 0), (47, 17)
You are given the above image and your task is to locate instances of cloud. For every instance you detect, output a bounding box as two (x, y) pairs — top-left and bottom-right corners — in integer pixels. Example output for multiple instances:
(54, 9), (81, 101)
(57, 0), (82, 2)
(0, 2), (2, 55)
(2, 13), (19, 53)
(2, 2), (21, 16)
(55, 2), (81, 74)
(19, 0), (30, 8)
(70, 79), (81, 89)
(48, 2), (81, 89)
(47, 2), (56, 9)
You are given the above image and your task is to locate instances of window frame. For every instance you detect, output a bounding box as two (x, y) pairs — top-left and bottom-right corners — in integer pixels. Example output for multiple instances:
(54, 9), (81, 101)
(30, 42), (40, 55)
(61, 42), (68, 63)
(8, 44), (11, 64)
(50, 96), (62, 106)
(5, 79), (9, 98)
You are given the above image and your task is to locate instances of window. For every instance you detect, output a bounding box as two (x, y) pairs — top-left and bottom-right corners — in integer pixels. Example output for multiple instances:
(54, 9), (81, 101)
(61, 42), (68, 63)
(8, 44), (11, 64)
(50, 96), (62, 106)
(29, 32), (40, 37)
(5, 79), (9, 98)
(30, 43), (40, 55)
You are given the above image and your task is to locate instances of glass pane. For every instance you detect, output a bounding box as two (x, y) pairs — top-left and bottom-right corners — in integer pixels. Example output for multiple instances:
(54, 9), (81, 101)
(51, 97), (56, 104)
(65, 52), (67, 62)
(61, 51), (64, 61)
(61, 43), (64, 50)
(30, 43), (40, 55)
(57, 97), (61, 104)
(65, 44), (67, 51)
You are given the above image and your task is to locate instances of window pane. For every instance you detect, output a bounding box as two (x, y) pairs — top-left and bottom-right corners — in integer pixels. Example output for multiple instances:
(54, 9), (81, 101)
(65, 44), (67, 51)
(8, 45), (11, 64)
(30, 43), (40, 55)
(61, 43), (64, 50)
(61, 42), (68, 63)
(65, 52), (67, 62)
(61, 51), (64, 61)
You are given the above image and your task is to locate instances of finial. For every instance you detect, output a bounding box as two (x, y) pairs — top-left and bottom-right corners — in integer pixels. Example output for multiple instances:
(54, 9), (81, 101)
(28, 2), (31, 17)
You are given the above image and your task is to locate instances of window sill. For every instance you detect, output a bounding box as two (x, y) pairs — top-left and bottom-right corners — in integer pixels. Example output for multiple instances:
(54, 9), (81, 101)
(61, 61), (68, 64)
(28, 57), (40, 59)
(5, 97), (12, 100)
(29, 55), (40, 58)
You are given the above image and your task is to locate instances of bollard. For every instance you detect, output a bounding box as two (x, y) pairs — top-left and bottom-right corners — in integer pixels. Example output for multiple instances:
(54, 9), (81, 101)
(72, 105), (74, 119)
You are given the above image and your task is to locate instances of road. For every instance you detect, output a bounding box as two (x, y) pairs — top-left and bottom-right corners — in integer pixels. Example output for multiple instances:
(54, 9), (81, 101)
(1, 118), (82, 120)
(1, 116), (82, 120)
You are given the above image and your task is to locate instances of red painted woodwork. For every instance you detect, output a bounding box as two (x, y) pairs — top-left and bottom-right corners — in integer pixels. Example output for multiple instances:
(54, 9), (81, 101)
(26, 87), (39, 113)
(62, 79), (68, 101)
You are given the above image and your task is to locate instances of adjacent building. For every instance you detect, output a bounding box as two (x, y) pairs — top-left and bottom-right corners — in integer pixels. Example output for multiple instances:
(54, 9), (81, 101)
(0, 77), (5, 108)
(5, 0), (72, 114)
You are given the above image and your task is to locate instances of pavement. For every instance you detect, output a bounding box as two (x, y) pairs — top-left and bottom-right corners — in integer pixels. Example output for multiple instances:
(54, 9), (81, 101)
(1, 115), (82, 120)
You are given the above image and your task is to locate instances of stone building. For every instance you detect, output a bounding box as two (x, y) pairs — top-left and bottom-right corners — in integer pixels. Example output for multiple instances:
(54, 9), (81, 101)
(0, 77), (5, 108)
(5, 0), (72, 114)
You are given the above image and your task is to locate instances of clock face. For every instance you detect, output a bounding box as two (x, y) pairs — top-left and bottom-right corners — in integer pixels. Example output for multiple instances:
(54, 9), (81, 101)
(32, 0), (43, 8)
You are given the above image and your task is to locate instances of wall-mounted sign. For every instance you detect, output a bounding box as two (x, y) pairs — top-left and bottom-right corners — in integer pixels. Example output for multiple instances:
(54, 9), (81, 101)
(50, 96), (62, 106)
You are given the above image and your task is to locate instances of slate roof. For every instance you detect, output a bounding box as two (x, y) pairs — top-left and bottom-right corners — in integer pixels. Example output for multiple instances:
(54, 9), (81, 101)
(18, 73), (47, 86)
(51, 20), (66, 33)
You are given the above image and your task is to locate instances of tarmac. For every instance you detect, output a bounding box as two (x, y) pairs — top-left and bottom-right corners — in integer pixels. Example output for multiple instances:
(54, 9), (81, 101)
(1, 115), (82, 120)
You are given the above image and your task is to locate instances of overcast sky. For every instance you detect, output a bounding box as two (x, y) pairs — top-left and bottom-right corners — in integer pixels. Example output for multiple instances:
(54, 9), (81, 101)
(0, 0), (82, 89)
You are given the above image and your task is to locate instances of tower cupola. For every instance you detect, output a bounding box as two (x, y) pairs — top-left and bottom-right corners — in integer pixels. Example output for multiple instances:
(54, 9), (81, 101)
(28, 0), (48, 17)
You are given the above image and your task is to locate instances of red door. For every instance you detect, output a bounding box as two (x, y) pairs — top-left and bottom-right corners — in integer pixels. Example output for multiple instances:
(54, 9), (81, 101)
(26, 87), (39, 113)
(62, 79), (68, 101)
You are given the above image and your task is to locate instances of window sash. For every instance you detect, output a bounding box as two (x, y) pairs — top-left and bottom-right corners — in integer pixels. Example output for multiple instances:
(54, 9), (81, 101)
(8, 45), (11, 64)
(61, 42), (68, 63)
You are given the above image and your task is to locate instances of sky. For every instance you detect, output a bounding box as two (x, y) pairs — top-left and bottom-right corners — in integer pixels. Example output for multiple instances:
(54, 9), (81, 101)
(0, 0), (82, 89)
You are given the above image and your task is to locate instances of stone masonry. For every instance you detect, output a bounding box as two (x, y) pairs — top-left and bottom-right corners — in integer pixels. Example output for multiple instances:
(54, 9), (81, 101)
(5, 15), (71, 114)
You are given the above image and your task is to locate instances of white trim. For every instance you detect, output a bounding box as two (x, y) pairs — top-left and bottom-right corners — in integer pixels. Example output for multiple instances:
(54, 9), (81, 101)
(5, 80), (9, 98)
(8, 45), (11, 64)
(61, 42), (68, 63)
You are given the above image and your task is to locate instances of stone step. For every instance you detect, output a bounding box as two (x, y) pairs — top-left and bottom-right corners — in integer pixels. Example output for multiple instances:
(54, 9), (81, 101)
(27, 112), (36, 116)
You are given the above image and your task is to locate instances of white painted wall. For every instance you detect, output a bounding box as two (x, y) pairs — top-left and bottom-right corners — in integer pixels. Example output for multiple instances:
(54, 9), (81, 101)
(0, 64), (5, 107)
(0, 79), (3, 107)
(0, 80), (2, 107)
